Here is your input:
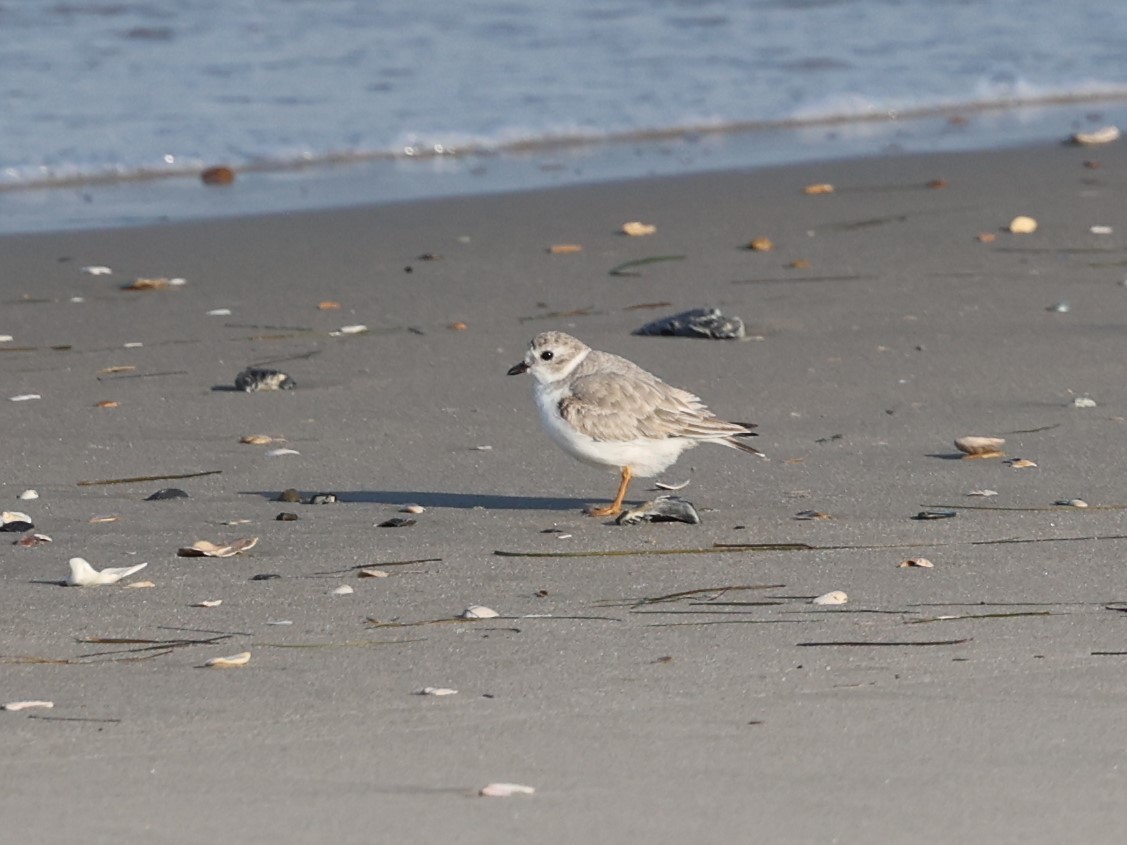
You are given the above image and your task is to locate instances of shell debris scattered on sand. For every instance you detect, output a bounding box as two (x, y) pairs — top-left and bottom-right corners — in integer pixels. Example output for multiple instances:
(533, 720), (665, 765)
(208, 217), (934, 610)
(812, 590), (848, 606)
(479, 783), (535, 798)
(633, 307), (745, 340)
(460, 605), (500, 619)
(204, 652), (251, 668)
(954, 435), (1005, 459)
(234, 368), (295, 392)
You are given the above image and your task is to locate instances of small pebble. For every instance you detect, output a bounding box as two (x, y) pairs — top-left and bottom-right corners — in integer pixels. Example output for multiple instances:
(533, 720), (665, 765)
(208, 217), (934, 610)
(276, 512), (299, 521)
(207, 308), (232, 316)
(1091, 225), (1113, 235)
(913, 510), (957, 520)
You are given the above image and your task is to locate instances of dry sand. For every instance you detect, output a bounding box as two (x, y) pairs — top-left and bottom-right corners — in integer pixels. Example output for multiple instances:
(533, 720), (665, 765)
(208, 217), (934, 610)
(4, 140), (1127, 843)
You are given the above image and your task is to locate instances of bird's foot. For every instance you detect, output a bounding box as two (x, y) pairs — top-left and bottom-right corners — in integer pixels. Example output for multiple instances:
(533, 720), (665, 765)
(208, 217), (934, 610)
(584, 503), (623, 518)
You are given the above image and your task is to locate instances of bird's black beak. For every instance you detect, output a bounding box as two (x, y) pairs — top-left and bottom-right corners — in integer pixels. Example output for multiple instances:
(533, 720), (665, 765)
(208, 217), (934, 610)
(507, 361), (529, 376)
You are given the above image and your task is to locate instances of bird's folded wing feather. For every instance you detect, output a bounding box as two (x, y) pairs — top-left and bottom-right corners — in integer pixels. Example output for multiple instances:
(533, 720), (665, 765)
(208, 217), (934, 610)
(559, 372), (746, 442)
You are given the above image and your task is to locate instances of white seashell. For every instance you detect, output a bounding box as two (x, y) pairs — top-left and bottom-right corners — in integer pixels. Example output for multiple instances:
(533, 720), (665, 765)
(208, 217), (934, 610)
(3, 700), (54, 711)
(1071, 126), (1120, 145)
(18, 490), (39, 500)
(1071, 397), (1097, 408)
(460, 605), (499, 619)
(123, 342), (143, 348)
(399, 503), (426, 514)
(331, 585), (354, 595)
(1008, 216), (1038, 234)
(967, 489), (999, 497)
(192, 600), (223, 608)
(418, 687), (458, 696)
(1055, 498), (1089, 508)
(1006, 458), (1038, 468)
(812, 590), (848, 606)
(898, 558), (934, 568)
(337, 324), (367, 334)
(2, 511), (32, 525)
(122, 580), (155, 589)
(88, 514), (120, 524)
(265, 620), (292, 626)
(70, 297), (84, 303)
(81, 265), (112, 275)
(168, 277), (187, 286)
(654, 479), (691, 491)
(0, 335), (12, 342)
(472, 445), (493, 451)
(358, 568), (389, 578)
(65, 557), (148, 587)
(204, 651), (250, 668)
(266, 447), (300, 457)
(207, 308), (232, 316)
(9, 394), (41, 402)
(954, 435), (1005, 457)
(479, 783), (535, 798)
(1047, 300), (1070, 313)
(1090, 225), (1113, 235)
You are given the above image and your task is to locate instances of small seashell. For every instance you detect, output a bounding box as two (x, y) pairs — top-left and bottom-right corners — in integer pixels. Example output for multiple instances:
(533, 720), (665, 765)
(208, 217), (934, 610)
(548, 244), (583, 253)
(812, 590), (848, 606)
(460, 605), (499, 619)
(399, 503), (426, 514)
(17, 490), (38, 500)
(967, 489), (998, 497)
(358, 567), (389, 578)
(977, 232), (997, 243)
(1008, 216), (1038, 234)
(1071, 397), (1097, 408)
(1071, 126), (1120, 145)
(66, 557), (148, 587)
(1055, 498), (1088, 508)
(204, 651), (250, 668)
(926, 178), (948, 189)
(616, 496), (701, 526)
(266, 447), (300, 457)
(954, 435), (1005, 459)
(266, 619), (292, 625)
(81, 265), (112, 275)
(331, 585), (354, 596)
(9, 394), (41, 402)
(1006, 458), (1038, 468)
(472, 445), (492, 451)
(620, 221), (657, 236)
(914, 510), (957, 520)
(15, 532), (52, 547)
(240, 434), (280, 445)
(418, 687), (458, 696)
(146, 488), (188, 501)
(94, 400), (119, 409)
(377, 517), (416, 528)
(652, 480), (690, 491)
(2, 511), (33, 527)
(201, 165), (236, 185)
(633, 307), (745, 340)
(794, 510), (831, 520)
(123, 580), (155, 589)
(1047, 300), (1070, 313)
(1090, 225), (1113, 235)
(123, 342), (143, 348)
(309, 493), (337, 505)
(99, 365), (136, 374)
(336, 324), (367, 335)
(898, 558), (934, 568)
(803, 183), (835, 195)
(234, 367), (295, 392)
(746, 237), (774, 251)
(318, 300), (342, 310)
(88, 514), (120, 524)
(479, 783), (535, 798)
(177, 537), (259, 557)
(449, 321), (469, 331)
(192, 600), (223, 608)
(0, 335), (12, 342)
(3, 700), (54, 711)
(206, 308), (232, 316)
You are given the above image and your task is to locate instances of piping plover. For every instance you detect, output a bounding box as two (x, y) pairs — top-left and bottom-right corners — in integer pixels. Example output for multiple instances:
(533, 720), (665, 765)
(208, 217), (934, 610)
(507, 331), (762, 516)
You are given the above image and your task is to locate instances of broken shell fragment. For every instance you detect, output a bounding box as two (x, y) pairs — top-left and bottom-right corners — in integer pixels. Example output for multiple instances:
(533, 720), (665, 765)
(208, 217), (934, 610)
(914, 510), (957, 520)
(266, 447), (300, 457)
(479, 783), (535, 798)
(418, 687), (458, 696)
(123, 277), (172, 290)
(15, 532), (52, 547)
(1008, 216), (1038, 234)
(81, 265), (112, 275)
(899, 558), (934, 568)
(331, 585), (354, 596)
(746, 237), (774, 251)
(1071, 397), (1097, 408)
(460, 605), (499, 619)
(1071, 126), (1120, 145)
(548, 244), (583, 253)
(240, 434), (280, 445)
(954, 435), (1005, 459)
(3, 700), (54, 711)
(620, 221), (657, 236)
(794, 510), (831, 521)
(812, 590), (848, 606)
(803, 183), (835, 195)
(1055, 498), (1089, 508)
(399, 503), (426, 514)
(616, 496), (701, 526)
(18, 489), (39, 500)
(94, 400), (119, 409)
(146, 488), (188, 501)
(192, 599), (223, 608)
(123, 580), (155, 589)
(177, 537), (260, 558)
(1, 511), (33, 529)
(66, 557), (148, 586)
(1006, 458), (1038, 468)
(204, 652), (250, 668)
(358, 567), (389, 578)
(634, 307), (745, 340)
(88, 514), (120, 524)
(235, 367), (295, 392)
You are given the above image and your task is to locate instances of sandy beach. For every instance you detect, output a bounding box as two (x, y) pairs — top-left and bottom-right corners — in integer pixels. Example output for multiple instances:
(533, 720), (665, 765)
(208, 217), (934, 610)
(4, 138), (1127, 843)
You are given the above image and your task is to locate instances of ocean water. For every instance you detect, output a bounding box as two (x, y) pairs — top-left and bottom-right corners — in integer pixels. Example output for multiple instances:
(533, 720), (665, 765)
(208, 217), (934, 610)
(3, 0), (1127, 232)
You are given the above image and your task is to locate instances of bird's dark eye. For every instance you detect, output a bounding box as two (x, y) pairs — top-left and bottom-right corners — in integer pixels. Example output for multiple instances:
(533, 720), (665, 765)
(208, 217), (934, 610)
(540, 350), (554, 361)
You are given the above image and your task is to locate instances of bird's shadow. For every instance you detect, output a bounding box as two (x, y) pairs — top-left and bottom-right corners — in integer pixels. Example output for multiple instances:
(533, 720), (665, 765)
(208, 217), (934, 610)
(239, 490), (594, 512)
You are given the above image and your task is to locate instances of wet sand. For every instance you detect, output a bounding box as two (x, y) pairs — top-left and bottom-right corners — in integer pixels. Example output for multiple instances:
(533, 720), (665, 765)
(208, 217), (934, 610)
(4, 140), (1127, 843)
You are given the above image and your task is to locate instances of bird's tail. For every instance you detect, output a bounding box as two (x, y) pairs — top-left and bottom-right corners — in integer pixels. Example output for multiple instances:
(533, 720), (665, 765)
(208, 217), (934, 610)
(724, 425), (766, 459)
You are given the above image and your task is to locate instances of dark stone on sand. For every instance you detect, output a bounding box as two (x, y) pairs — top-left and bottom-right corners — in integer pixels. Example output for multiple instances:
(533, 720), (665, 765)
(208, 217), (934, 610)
(146, 488), (189, 501)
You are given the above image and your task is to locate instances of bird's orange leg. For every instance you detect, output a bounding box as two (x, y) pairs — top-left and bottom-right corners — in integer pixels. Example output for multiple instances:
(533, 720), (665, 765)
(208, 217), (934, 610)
(586, 466), (632, 517)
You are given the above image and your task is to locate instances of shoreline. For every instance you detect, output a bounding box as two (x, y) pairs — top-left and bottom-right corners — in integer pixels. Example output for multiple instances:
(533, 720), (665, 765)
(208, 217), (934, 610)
(4, 138), (1127, 843)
